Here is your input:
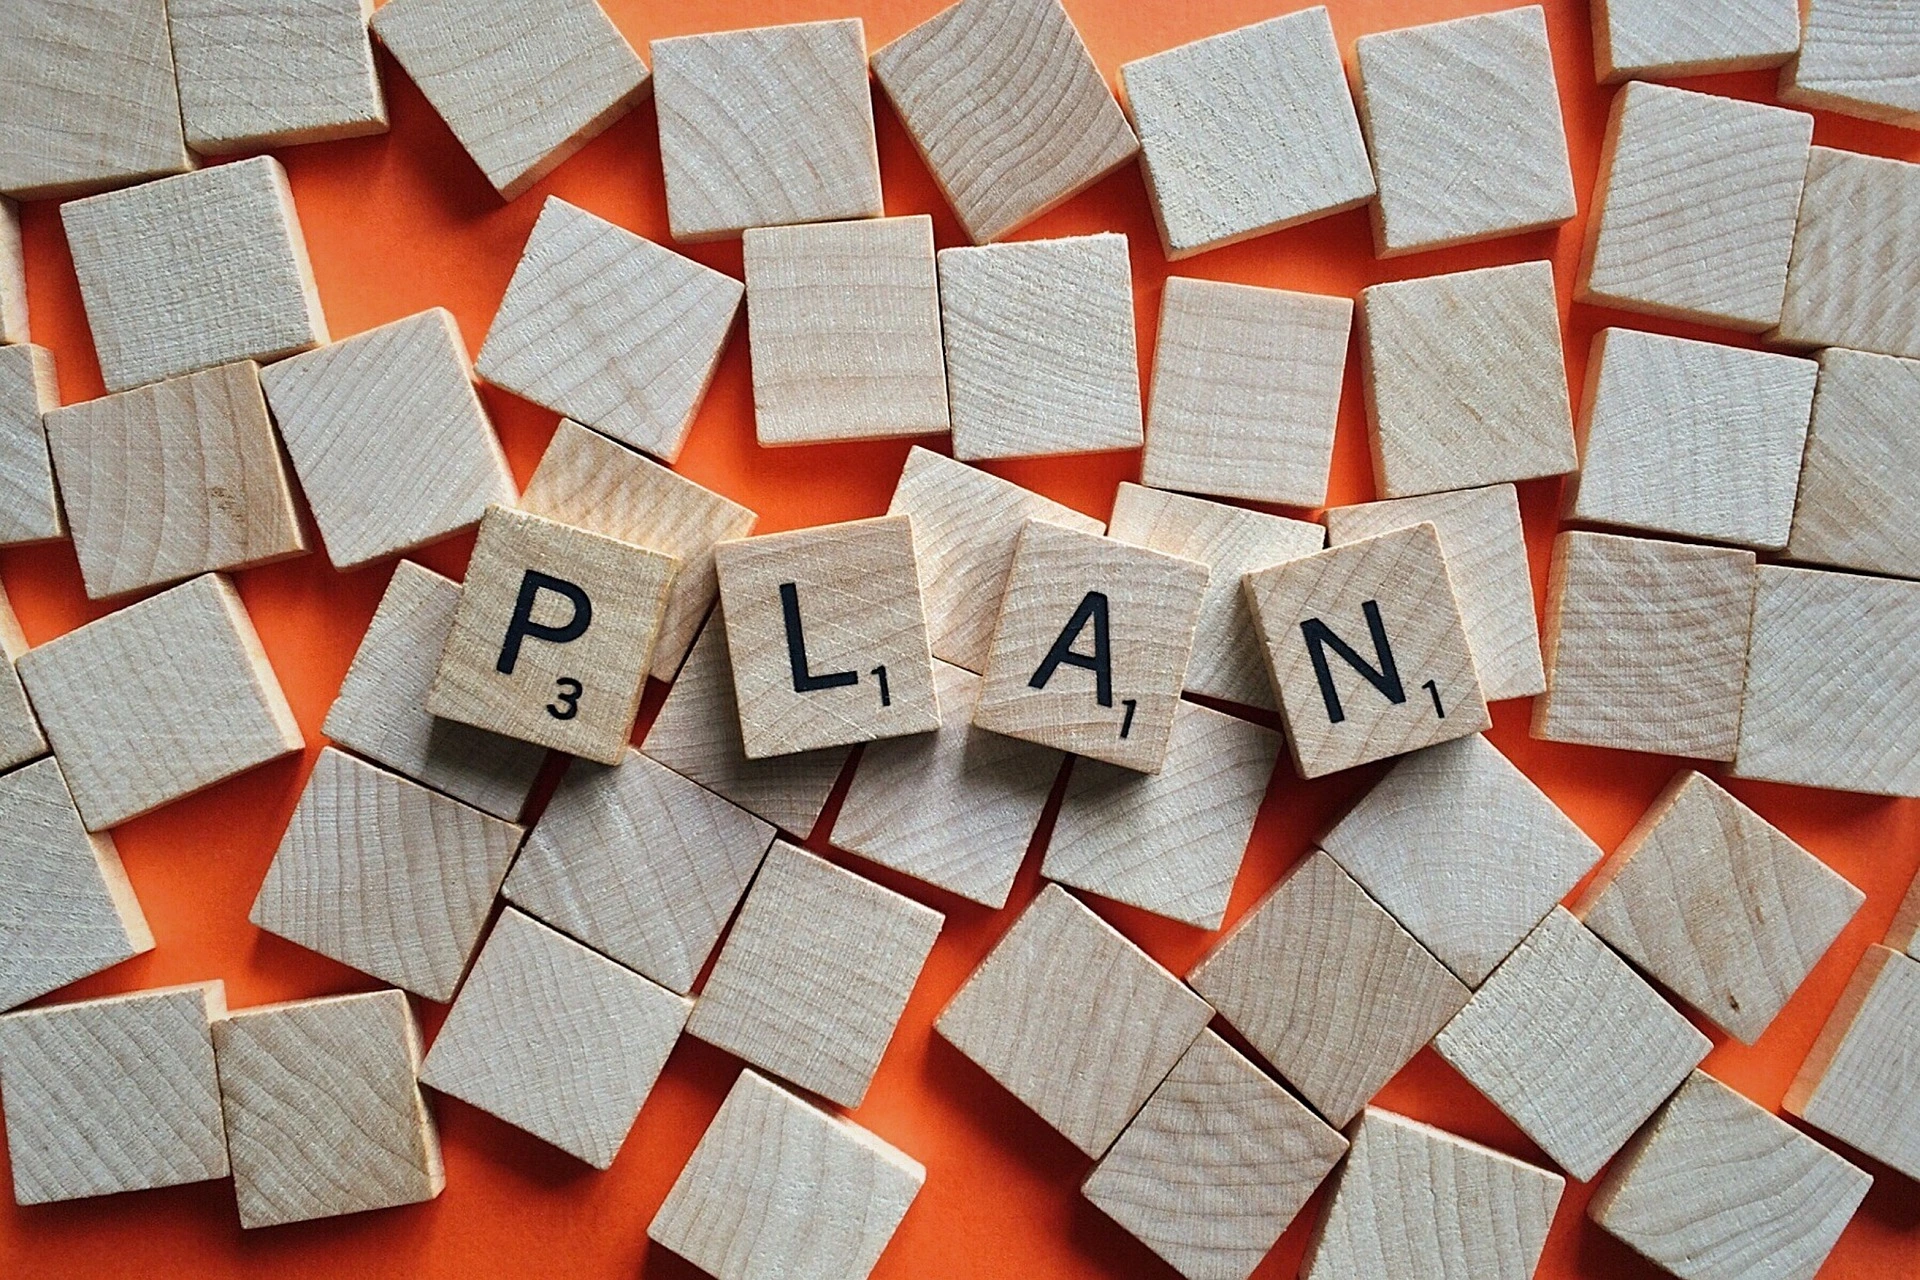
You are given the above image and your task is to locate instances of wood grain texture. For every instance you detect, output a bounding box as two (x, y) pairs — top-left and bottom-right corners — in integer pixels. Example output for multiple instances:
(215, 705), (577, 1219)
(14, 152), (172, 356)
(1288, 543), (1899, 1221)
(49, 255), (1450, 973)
(475, 198), (743, 464)
(1785, 945), (1920, 1181)
(1788, 348), (1920, 579)
(0, 344), (63, 546)
(1890, 869), (1920, 959)
(1775, 146), (1920, 359)
(870, 0), (1138, 245)
(1596, 0), (1799, 81)
(418, 907), (691, 1169)
(1083, 1030), (1348, 1280)
(0, 198), (26, 344)
(168, 0), (387, 154)
(934, 883), (1213, 1157)
(0, 983), (227, 1205)
(1780, 0), (1920, 127)
(0, 587), (44, 775)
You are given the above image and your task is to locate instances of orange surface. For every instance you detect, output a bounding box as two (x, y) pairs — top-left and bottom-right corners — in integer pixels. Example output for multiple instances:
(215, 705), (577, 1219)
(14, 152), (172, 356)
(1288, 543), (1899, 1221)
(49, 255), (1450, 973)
(3, 1), (1918, 1276)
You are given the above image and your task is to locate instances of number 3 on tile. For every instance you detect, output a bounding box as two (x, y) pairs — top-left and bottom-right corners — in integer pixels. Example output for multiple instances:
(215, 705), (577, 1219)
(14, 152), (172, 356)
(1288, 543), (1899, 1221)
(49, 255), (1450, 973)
(548, 677), (582, 720)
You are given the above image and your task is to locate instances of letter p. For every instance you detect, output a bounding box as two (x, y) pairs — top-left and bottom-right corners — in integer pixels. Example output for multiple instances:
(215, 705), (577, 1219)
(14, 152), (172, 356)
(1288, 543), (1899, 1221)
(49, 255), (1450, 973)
(496, 570), (593, 675)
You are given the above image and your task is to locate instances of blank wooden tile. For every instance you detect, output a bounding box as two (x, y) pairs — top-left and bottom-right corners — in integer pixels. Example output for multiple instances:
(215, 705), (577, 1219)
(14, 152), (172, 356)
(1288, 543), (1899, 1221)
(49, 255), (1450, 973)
(1788, 348), (1920, 579)
(0, 198), (25, 344)
(1120, 9), (1374, 260)
(1786, 945), (1920, 1180)
(18, 573), (302, 830)
(215, 990), (442, 1228)
(938, 234), (1143, 461)
(258, 309), (516, 570)
(687, 842), (942, 1108)
(0, 983), (227, 1205)
(0, 343), (63, 546)
(1595, 0), (1800, 82)
(1084, 1030), (1348, 1280)
(651, 1068), (924, 1280)
(1776, 147), (1920, 359)
(1533, 532), (1756, 762)
(169, 0), (387, 154)
(1890, 869), (1920, 960)
(475, 198), (743, 464)
(1781, 0), (1920, 127)
(419, 907), (690, 1169)
(0, 587), (44, 776)
(870, 0), (1138, 245)
(935, 883), (1213, 1156)
(370, 0), (647, 201)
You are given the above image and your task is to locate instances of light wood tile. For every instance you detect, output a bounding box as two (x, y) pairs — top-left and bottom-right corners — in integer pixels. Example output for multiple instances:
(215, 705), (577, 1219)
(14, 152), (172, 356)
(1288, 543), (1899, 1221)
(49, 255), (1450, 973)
(1781, 0), (1920, 127)
(1776, 146), (1920, 359)
(0, 586), (44, 776)
(1785, 945), (1920, 1181)
(0, 197), (25, 344)
(1889, 869), (1920, 960)
(169, 0), (387, 154)
(1595, 0), (1800, 82)
(1787, 348), (1920, 579)
(0, 344), (63, 546)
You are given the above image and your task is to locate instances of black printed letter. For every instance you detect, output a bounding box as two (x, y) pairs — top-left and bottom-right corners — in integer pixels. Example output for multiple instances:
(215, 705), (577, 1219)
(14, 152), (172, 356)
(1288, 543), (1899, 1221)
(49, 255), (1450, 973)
(1030, 591), (1113, 707)
(782, 583), (858, 693)
(497, 571), (592, 675)
(1299, 599), (1404, 725)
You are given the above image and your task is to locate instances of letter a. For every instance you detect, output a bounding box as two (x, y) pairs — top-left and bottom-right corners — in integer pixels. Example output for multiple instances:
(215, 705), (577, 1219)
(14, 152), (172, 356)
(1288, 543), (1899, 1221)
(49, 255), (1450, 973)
(1030, 591), (1113, 707)
(1299, 599), (1405, 724)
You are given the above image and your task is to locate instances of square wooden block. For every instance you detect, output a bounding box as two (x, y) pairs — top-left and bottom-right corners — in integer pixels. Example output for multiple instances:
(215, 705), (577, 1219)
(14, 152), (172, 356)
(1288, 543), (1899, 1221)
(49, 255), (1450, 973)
(0, 983), (227, 1205)
(0, 343), (63, 546)
(215, 990), (442, 1228)
(1786, 945), (1920, 1180)
(938, 234), (1143, 461)
(427, 506), (677, 766)
(17, 573), (302, 830)
(1, 198), (25, 344)
(1595, 0), (1800, 81)
(1361, 260), (1576, 499)
(1533, 532), (1756, 762)
(419, 907), (690, 1169)
(650, 1068), (924, 1280)
(1890, 868), (1920, 959)
(1782, 0), (1920, 127)
(1776, 147), (1920, 359)
(1084, 1030), (1348, 1280)
(169, 0), (387, 154)
(1788, 348), (1920, 579)
(935, 883), (1213, 1156)
(745, 216), (948, 445)
(870, 0), (1137, 245)
(1120, 9), (1374, 260)
(687, 842), (943, 1108)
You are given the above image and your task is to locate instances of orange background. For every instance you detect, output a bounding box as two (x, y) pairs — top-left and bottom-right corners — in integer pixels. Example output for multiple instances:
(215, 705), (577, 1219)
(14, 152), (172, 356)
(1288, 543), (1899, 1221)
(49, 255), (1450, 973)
(4, 1), (1918, 1276)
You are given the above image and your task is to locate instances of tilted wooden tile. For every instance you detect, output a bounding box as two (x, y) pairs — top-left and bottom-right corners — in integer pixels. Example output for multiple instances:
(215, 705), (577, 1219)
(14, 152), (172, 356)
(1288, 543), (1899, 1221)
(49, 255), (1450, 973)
(1788, 348), (1920, 579)
(0, 983), (227, 1205)
(1890, 869), (1920, 960)
(419, 907), (691, 1169)
(1776, 147), (1920, 359)
(0, 587), (44, 775)
(0, 343), (62, 546)
(1084, 1030), (1348, 1280)
(934, 883), (1213, 1157)
(870, 0), (1138, 245)
(0, 198), (25, 344)
(169, 0), (387, 154)
(1786, 945), (1920, 1180)
(1781, 0), (1920, 128)
(1595, 0), (1800, 82)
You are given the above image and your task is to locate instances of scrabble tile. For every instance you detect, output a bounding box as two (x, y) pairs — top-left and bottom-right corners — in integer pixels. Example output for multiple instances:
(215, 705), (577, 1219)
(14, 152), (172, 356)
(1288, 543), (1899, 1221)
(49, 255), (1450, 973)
(1245, 524), (1489, 780)
(653, 19), (882, 242)
(687, 842), (942, 1108)
(1890, 869), (1920, 959)
(831, 659), (1062, 910)
(215, 990), (442, 1228)
(650, 1068), (924, 1280)
(1108, 482), (1325, 711)
(475, 198), (743, 464)
(504, 748), (776, 995)
(1354, 7), (1576, 258)
(46, 361), (308, 599)
(1434, 908), (1711, 1181)
(937, 234), (1143, 461)
(870, 0), (1138, 245)
(0, 588), (45, 776)
(1141, 278), (1351, 510)
(250, 748), (524, 1002)
(1781, 0), (1920, 127)
(1300, 1107), (1564, 1280)
(712, 515), (938, 759)
(1532, 532), (1756, 762)
(427, 506), (677, 766)
(935, 883), (1213, 1156)
(1786, 945), (1920, 1180)
(60, 157), (329, 394)
(1361, 261), (1576, 498)
(0, 198), (25, 344)
(1591, 1070), (1870, 1280)
(1595, 0), (1799, 82)
(1084, 1030), (1348, 1280)
(1120, 9), (1374, 260)
(1044, 700), (1280, 930)
(1776, 147), (1920, 359)
(1577, 82), (1813, 333)
(418, 907), (691, 1169)
(744, 216), (948, 445)
(258, 309), (516, 570)
(17, 573), (302, 830)
(168, 0), (387, 154)
(974, 521), (1208, 773)
(0, 983), (227, 1205)
(0, 344), (63, 546)
(1788, 348), (1920, 579)
(370, 0), (647, 200)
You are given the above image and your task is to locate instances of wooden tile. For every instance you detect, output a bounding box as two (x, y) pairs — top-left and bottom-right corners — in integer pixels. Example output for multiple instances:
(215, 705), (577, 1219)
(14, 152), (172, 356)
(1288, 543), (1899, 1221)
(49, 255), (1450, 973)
(934, 883), (1213, 1156)
(0, 343), (63, 546)
(1595, 0), (1800, 81)
(17, 573), (302, 830)
(0, 197), (25, 344)
(1781, 0), (1920, 127)
(46, 361), (307, 599)
(1890, 869), (1920, 960)
(1786, 945), (1920, 1180)
(744, 216), (948, 445)
(1361, 260), (1576, 499)
(1788, 348), (1920, 579)
(0, 983), (227, 1205)
(1532, 532), (1756, 762)
(169, 0), (387, 154)
(1776, 147), (1920, 359)
(258, 308), (516, 570)
(60, 157), (328, 394)
(938, 234), (1143, 461)
(214, 990), (442, 1228)
(505, 748), (776, 995)
(650, 1068), (924, 1280)
(870, 0), (1138, 245)
(475, 198), (743, 464)
(0, 586), (45, 776)
(1577, 82), (1813, 333)
(369, 0), (647, 201)
(427, 506), (677, 766)
(1084, 1030), (1348, 1280)
(419, 907), (691, 1169)
(1120, 9), (1374, 260)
